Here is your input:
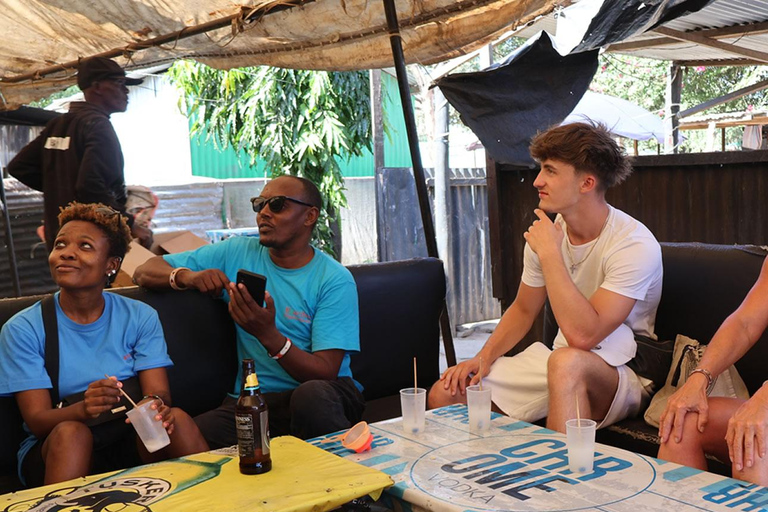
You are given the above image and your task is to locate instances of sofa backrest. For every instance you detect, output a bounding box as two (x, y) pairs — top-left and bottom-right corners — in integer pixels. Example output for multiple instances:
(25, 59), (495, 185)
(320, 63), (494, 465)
(542, 242), (768, 395)
(654, 243), (767, 394)
(348, 258), (445, 401)
(0, 257), (446, 486)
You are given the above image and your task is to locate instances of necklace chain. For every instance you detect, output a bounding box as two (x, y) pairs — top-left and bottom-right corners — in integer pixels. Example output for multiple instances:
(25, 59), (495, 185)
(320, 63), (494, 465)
(565, 213), (610, 274)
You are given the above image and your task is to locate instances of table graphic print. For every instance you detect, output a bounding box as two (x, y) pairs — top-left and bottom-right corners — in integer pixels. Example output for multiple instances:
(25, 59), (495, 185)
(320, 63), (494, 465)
(310, 405), (768, 512)
(2, 437), (391, 512)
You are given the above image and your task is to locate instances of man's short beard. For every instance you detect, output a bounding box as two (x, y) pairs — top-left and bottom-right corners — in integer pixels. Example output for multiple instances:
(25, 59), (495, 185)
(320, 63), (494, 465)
(259, 238), (276, 248)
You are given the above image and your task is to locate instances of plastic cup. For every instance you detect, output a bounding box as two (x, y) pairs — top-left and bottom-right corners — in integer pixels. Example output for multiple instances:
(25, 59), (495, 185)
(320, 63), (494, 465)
(565, 418), (596, 473)
(126, 401), (171, 453)
(400, 388), (426, 434)
(341, 421), (373, 453)
(466, 384), (492, 433)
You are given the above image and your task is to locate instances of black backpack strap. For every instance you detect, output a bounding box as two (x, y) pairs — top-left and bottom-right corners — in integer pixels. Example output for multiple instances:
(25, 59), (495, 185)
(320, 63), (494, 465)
(41, 295), (60, 405)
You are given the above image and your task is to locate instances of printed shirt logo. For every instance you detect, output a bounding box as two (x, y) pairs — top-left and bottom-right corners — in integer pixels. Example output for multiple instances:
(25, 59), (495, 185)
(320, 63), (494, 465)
(44, 137), (70, 151)
(284, 306), (311, 324)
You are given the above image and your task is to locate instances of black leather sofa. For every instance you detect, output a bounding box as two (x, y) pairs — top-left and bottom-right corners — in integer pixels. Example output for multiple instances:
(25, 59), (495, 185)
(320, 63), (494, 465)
(0, 257), (446, 493)
(543, 242), (768, 475)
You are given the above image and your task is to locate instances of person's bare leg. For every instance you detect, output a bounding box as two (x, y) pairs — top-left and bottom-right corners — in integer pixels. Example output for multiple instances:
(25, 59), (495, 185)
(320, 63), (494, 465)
(658, 398), (739, 472)
(545, 347), (619, 433)
(41, 421), (93, 484)
(139, 408), (209, 463)
(428, 379), (469, 408)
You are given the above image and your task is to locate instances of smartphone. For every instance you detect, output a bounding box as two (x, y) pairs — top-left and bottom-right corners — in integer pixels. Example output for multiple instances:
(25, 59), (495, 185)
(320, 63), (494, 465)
(236, 270), (267, 307)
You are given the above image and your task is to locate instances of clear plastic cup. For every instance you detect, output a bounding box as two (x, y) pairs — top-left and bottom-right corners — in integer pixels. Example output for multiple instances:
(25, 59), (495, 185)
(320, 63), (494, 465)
(400, 388), (426, 434)
(466, 384), (492, 433)
(565, 418), (596, 473)
(126, 401), (171, 453)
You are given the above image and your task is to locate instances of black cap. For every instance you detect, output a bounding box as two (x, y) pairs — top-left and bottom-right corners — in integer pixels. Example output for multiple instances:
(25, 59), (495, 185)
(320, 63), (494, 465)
(77, 57), (143, 90)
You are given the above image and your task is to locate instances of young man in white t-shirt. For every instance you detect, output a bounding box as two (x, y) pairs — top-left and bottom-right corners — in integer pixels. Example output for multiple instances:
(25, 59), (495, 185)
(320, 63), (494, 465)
(428, 122), (663, 433)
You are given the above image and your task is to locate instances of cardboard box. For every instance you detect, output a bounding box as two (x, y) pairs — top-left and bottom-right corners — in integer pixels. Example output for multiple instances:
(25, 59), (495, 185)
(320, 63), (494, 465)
(112, 230), (209, 288)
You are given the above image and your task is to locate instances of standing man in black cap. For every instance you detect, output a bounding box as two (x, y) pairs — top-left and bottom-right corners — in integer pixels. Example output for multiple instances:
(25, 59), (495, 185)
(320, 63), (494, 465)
(8, 56), (152, 250)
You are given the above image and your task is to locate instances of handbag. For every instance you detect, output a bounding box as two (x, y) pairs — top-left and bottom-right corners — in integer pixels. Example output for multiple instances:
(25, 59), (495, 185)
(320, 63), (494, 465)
(644, 334), (749, 428)
(41, 295), (143, 427)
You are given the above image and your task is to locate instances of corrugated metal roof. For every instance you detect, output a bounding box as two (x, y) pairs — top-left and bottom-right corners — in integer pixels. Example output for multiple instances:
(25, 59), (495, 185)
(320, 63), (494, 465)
(612, 0), (768, 63)
(505, 0), (768, 64)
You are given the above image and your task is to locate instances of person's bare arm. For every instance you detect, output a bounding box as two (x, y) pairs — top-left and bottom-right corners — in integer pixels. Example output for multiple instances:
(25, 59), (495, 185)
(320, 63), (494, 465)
(16, 377), (123, 438)
(439, 282), (547, 396)
(136, 367), (178, 434)
(525, 209), (637, 350)
(134, 256), (229, 296)
(660, 257), (768, 444)
(228, 285), (344, 382)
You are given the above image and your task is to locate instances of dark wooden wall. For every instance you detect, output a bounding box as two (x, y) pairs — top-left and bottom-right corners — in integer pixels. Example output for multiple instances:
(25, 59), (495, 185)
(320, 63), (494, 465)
(488, 149), (768, 310)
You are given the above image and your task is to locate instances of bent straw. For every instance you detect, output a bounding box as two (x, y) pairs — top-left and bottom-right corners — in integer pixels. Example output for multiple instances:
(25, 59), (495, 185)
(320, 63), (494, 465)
(413, 357), (418, 392)
(105, 373), (139, 409)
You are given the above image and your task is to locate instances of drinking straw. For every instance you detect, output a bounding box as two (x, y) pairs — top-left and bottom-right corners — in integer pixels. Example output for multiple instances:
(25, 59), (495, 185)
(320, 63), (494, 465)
(479, 357), (484, 391)
(413, 357), (418, 391)
(576, 395), (581, 425)
(105, 373), (139, 409)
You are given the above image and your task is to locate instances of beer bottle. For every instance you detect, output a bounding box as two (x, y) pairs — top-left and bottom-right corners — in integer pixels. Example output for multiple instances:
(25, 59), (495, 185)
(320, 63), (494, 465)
(235, 359), (272, 474)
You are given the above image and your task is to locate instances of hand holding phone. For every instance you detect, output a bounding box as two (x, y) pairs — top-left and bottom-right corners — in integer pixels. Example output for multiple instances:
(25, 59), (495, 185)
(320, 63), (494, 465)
(236, 270), (267, 307)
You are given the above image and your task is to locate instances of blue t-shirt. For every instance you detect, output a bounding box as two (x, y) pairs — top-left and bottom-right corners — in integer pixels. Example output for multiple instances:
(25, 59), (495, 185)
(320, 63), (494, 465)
(164, 237), (360, 395)
(0, 291), (172, 480)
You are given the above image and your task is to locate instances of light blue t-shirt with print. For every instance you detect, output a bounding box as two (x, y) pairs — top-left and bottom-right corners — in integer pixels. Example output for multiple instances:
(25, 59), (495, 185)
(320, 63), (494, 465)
(164, 237), (360, 395)
(0, 291), (172, 481)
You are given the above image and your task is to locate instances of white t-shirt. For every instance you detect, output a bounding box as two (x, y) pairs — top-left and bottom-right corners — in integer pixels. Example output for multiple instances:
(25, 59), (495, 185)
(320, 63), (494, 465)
(521, 205), (663, 367)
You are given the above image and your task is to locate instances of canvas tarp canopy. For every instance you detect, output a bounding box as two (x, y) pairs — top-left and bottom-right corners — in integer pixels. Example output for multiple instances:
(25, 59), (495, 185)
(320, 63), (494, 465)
(0, 0), (558, 109)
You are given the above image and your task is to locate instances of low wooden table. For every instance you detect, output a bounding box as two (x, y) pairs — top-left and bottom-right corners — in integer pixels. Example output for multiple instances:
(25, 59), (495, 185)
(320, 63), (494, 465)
(1, 436), (391, 512)
(310, 405), (767, 512)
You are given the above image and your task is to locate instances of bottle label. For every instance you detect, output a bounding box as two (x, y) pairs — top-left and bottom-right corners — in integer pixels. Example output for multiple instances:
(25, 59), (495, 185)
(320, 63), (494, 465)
(236, 413), (256, 457)
(236, 410), (270, 457)
(260, 410), (270, 455)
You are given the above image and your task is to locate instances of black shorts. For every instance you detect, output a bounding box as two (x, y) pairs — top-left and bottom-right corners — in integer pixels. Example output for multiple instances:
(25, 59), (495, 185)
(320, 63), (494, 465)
(21, 420), (143, 488)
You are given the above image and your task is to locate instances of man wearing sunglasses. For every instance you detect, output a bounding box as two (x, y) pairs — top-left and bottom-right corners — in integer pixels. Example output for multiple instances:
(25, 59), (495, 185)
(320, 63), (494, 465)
(8, 56), (153, 250)
(134, 175), (364, 446)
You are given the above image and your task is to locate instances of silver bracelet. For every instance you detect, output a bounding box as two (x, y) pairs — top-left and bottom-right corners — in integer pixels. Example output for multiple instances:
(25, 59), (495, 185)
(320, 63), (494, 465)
(690, 368), (716, 396)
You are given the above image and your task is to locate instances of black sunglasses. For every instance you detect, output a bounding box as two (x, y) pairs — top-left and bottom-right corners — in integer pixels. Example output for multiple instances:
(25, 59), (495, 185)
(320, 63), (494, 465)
(250, 195), (316, 214)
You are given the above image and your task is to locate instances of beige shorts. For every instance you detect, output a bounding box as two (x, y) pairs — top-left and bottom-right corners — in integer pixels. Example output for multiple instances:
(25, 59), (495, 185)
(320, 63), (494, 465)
(483, 341), (650, 428)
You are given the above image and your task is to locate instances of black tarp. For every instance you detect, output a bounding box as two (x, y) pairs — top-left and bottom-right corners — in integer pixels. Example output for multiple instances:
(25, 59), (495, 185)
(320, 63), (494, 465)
(437, 33), (598, 166)
(0, 106), (59, 126)
(436, 0), (717, 165)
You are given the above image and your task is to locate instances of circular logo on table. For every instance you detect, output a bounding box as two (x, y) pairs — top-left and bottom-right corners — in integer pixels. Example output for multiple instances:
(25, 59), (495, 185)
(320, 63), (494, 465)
(410, 433), (655, 512)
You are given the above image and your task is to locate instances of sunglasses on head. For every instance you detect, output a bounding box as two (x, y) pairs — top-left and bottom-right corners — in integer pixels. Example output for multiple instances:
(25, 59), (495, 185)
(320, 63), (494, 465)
(95, 206), (120, 217)
(250, 195), (316, 214)
(95, 206), (124, 223)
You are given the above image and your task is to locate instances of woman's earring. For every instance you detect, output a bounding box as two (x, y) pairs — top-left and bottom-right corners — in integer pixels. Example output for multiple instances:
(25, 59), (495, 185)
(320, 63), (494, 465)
(108, 269), (117, 277)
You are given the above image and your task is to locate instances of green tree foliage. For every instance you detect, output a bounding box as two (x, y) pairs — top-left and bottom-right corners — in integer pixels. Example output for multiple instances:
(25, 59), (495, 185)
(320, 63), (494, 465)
(591, 53), (768, 152)
(167, 61), (372, 257)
